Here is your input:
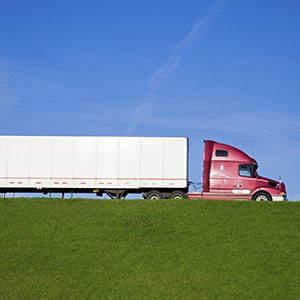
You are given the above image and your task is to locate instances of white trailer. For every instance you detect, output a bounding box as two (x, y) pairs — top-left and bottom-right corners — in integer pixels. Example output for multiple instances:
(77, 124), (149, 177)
(0, 136), (188, 199)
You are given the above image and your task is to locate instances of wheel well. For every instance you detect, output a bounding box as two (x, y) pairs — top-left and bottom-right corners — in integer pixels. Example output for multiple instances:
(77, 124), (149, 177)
(252, 191), (272, 201)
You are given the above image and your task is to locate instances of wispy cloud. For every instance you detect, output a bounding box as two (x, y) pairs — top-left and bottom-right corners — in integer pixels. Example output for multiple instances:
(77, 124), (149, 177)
(124, 0), (225, 135)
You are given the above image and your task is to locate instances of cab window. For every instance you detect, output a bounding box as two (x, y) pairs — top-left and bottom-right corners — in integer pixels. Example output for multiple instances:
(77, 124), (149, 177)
(216, 150), (228, 157)
(239, 164), (252, 177)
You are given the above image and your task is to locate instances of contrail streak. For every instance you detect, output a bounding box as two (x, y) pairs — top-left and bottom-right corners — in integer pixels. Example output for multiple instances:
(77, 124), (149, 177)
(124, 0), (225, 135)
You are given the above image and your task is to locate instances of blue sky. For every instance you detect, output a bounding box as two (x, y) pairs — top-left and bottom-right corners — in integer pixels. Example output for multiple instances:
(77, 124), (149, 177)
(0, 0), (299, 200)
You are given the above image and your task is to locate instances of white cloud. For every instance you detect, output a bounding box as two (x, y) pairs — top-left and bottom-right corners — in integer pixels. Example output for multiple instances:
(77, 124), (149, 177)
(124, 0), (225, 135)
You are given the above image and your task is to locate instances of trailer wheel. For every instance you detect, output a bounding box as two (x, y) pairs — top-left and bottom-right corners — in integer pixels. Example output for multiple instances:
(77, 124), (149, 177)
(145, 190), (163, 200)
(169, 190), (187, 199)
(253, 192), (272, 202)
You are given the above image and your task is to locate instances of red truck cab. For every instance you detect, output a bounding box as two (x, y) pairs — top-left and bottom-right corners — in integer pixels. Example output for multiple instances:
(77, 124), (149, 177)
(188, 140), (287, 201)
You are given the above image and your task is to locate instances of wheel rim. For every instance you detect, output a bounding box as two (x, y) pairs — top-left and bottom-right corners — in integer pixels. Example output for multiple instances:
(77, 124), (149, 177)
(173, 194), (183, 199)
(150, 195), (160, 200)
(256, 195), (269, 201)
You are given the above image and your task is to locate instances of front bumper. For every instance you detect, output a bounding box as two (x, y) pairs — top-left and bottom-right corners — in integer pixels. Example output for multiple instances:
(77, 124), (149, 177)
(272, 194), (288, 201)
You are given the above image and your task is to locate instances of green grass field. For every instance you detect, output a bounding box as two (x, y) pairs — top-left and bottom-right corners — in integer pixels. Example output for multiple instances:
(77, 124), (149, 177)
(0, 198), (299, 299)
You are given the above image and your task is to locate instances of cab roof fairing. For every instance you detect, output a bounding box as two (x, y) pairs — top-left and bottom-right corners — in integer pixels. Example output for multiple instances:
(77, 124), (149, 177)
(205, 140), (258, 164)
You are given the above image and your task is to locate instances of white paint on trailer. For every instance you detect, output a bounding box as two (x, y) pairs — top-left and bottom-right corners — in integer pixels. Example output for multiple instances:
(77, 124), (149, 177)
(0, 140), (8, 186)
(96, 138), (119, 187)
(163, 139), (187, 185)
(140, 139), (163, 187)
(0, 136), (188, 191)
(29, 138), (52, 187)
(119, 138), (141, 187)
(7, 138), (30, 186)
(52, 139), (74, 185)
(74, 138), (96, 187)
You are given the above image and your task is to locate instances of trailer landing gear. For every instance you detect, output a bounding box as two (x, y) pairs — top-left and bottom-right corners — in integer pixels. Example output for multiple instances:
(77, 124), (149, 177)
(105, 190), (128, 199)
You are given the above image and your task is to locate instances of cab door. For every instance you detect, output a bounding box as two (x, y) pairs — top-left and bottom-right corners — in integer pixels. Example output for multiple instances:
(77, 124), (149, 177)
(236, 164), (258, 195)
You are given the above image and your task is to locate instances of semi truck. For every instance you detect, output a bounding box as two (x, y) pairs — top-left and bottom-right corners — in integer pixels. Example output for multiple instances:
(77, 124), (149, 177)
(0, 136), (287, 201)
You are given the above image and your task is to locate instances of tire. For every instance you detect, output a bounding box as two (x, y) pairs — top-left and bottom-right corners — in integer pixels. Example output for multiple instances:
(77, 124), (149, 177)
(145, 190), (163, 200)
(253, 192), (272, 202)
(169, 190), (187, 199)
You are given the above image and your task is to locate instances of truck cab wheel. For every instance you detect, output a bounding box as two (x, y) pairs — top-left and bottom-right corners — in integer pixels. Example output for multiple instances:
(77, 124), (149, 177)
(145, 190), (163, 200)
(253, 192), (272, 202)
(169, 190), (187, 199)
